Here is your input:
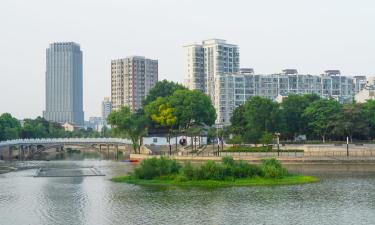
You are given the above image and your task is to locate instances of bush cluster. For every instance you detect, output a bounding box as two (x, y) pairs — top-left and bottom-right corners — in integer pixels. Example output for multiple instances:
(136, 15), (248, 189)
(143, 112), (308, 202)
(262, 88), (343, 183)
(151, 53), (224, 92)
(131, 156), (289, 181)
(261, 158), (288, 178)
(133, 157), (181, 179)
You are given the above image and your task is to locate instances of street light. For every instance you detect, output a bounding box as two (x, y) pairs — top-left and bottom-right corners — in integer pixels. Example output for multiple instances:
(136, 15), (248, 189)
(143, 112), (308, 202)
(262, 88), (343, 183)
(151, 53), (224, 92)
(275, 132), (281, 157)
(216, 123), (222, 156)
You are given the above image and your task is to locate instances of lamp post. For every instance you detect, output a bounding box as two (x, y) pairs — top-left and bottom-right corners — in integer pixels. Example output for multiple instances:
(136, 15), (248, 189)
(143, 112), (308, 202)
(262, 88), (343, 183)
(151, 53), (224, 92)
(216, 123), (222, 156)
(167, 135), (172, 156)
(275, 132), (281, 157)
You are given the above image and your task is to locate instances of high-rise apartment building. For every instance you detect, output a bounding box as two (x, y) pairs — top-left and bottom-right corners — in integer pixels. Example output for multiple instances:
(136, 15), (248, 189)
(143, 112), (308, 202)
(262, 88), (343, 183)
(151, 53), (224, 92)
(43, 42), (84, 126)
(101, 97), (112, 119)
(218, 69), (355, 125)
(184, 39), (362, 126)
(184, 39), (240, 124)
(111, 56), (158, 112)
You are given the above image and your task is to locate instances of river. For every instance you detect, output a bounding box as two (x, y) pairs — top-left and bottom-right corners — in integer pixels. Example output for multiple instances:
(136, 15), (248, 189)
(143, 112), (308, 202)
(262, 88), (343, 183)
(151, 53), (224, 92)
(1, 160), (375, 225)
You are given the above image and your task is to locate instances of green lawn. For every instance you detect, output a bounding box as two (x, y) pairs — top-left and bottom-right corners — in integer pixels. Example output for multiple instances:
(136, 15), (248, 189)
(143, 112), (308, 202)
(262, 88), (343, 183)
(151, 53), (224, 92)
(111, 175), (318, 187)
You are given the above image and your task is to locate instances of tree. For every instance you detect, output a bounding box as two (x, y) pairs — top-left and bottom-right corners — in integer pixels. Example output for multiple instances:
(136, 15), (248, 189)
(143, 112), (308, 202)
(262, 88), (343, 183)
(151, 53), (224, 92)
(21, 117), (49, 138)
(363, 100), (375, 139)
(303, 99), (341, 142)
(332, 103), (369, 142)
(107, 107), (149, 153)
(145, 89), (216, 151)
(242, 97), (280, 144)
(280, 94), (320, 139)
(230, 104), (246, 135)
(168, 89), (216, 129)
(0, 113), (21, 141)
(142, 80), (186, 106)
(260, 132), (274, 147)
(145, 99), (177, 152)
(228, 134), (242, 147)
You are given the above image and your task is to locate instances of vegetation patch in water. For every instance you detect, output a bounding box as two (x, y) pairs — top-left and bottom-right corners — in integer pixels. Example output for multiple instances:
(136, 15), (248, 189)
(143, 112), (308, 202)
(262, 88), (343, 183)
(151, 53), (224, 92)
(112, 157), (318, 187)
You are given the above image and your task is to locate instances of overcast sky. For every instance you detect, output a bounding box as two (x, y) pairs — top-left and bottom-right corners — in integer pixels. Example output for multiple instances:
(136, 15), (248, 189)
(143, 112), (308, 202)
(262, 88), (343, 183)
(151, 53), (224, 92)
(0, 0), (374, 120)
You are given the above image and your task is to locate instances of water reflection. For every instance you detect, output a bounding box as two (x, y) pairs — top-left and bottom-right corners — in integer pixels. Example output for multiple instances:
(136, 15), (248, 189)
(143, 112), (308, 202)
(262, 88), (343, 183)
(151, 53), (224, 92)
(0, 161), (375, 225)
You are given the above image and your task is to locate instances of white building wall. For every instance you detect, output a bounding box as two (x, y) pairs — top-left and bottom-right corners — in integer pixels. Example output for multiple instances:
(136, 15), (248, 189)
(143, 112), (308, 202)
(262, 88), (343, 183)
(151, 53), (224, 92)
(143, 136), (207, 146)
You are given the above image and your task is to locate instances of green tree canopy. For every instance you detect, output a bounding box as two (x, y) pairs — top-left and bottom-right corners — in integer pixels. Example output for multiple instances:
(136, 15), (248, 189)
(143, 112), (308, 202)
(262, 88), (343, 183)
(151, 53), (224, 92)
(364, 100), (375, 138)
(230, 104), (246, 135)
(0, 113), (21, 141)
(142, 80), (186, 106)
(168, 89), (216, 129)
(280, 94), (320, 139)
(242, 97), (281, 144)
(107, 107), (149, 153)
(303, 99), (341, 142)
(332, 103), (369, 141)
(145, 89), (216, 131)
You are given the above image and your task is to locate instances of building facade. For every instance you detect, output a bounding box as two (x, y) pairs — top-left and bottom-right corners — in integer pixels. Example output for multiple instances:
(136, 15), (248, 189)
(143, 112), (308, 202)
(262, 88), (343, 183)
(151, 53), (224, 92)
(184, 39), (240, 124)
(111, 56), (158, 112)
(218, 69), (355, 125)
(101, 97), (112, 119)
(43, 42), (84, 126)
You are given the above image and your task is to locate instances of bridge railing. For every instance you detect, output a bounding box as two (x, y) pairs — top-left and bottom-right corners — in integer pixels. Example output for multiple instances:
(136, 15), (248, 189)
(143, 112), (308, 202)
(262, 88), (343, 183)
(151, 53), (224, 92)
(0, 138), (132, 147)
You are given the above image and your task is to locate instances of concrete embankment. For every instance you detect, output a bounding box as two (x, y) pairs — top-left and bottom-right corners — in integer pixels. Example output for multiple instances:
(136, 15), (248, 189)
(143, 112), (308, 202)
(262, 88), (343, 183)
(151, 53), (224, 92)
(130, 154), (375, 164)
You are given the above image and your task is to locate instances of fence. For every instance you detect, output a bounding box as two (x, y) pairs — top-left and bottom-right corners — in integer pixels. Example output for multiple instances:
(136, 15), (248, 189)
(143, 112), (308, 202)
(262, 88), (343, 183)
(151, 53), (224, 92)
(150, 150), (375, 158)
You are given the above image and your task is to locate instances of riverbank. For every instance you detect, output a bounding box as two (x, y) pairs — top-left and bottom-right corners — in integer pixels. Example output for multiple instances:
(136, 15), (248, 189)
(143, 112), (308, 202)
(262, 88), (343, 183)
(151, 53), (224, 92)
(112, 175), (318, 187)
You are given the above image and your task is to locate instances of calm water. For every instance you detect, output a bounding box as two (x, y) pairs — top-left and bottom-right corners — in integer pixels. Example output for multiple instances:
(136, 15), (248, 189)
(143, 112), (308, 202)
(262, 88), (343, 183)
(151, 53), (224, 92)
(1, 161), (375, 225)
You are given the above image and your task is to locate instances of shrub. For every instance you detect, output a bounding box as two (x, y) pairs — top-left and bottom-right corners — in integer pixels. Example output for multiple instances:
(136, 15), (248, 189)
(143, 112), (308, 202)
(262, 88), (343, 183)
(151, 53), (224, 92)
(131, 156), (289, 181)
(197, 160), (225, 180)
(261, 158), (288, 178)
(133, 157), (181, 179)
(133, 158), (159, 179)
(222, 156), (235, 166)
(180, 161), (195, 179)
(233, 160), (264, 178)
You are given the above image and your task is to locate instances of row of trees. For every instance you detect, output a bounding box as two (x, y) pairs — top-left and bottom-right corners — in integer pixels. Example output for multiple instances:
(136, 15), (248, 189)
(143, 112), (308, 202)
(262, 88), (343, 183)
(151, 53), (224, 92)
(5, 81), (374, 148)
(108, 80), (217, 153)
(230, 94), (375, 143)
(0, 114), (104, 141)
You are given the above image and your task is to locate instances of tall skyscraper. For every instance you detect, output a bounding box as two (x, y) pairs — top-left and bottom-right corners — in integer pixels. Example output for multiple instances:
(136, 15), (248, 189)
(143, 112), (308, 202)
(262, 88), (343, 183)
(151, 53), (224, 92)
(184, 39), (240, 124)
(101, 97), (112, 119)
(43, 42), (84, 126)
(111, 56), (158, 112)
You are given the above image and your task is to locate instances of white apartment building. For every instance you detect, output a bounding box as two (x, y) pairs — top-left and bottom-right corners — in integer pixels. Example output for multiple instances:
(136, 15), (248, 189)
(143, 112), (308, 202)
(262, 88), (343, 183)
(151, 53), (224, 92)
(184, 39), (240, 124)
(184, 39), (363, 126)
(111, 56), (158, 112)
(218, 69), (355, 125)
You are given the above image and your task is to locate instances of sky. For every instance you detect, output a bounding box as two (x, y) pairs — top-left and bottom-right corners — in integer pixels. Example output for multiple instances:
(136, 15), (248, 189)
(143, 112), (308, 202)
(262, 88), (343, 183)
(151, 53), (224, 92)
(0, 0), (374, 120)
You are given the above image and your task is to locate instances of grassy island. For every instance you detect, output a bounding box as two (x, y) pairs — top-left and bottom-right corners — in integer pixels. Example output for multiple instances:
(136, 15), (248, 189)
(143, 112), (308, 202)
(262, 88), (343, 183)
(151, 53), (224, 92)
(112, 157), (318, 187)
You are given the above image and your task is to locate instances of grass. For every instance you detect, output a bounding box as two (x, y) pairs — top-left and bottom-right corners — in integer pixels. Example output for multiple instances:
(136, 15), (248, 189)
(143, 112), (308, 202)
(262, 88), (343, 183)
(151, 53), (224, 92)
(111, 175), (318, 187)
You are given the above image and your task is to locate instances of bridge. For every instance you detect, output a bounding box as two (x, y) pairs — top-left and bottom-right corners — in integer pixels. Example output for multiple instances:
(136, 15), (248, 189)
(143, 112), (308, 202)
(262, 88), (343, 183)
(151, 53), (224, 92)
(0, 138), (133, 160)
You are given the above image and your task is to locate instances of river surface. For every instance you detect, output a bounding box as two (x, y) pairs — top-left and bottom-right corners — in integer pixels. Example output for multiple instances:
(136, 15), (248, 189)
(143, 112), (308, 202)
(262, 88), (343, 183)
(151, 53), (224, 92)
(1, 160), (375, 225)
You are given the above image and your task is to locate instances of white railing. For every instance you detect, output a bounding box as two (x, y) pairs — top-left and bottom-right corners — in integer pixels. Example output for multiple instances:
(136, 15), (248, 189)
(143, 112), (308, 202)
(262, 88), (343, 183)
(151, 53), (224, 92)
(0, 138), (132, 148)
